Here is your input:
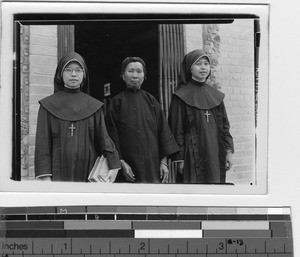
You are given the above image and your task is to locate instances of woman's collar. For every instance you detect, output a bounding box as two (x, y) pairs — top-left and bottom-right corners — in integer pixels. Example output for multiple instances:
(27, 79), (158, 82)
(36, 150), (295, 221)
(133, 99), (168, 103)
(191, 76), (206, 83)
(63, 86), (81, 93)
(125, 87), (141, 93)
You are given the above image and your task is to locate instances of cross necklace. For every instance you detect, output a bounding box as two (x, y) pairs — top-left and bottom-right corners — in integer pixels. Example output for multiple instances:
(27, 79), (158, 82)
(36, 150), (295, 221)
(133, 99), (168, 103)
(204, 110), (210, 123)
(69, 123), (76, 136)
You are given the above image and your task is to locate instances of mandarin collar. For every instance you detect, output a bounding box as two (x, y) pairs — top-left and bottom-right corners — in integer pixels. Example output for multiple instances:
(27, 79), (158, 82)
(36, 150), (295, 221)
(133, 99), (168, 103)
(63, 86), (81, 93)
(191, 78), (206, 86)
(125, 87), (141, 94)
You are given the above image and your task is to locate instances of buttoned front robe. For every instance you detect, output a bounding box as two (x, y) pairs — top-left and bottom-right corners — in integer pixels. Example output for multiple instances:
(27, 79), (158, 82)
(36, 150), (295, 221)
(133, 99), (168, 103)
(105, 89), (179, 183)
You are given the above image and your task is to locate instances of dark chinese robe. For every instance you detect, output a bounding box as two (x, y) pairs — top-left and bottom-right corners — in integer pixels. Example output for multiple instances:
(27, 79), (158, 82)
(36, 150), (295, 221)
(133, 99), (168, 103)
(105, 89), (179, 183)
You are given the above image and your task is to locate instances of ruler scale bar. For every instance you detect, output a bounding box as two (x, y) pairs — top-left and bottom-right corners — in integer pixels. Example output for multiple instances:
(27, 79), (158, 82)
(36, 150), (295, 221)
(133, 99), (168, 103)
(1, 238), (294, 254)
(0, 206), (294, 256)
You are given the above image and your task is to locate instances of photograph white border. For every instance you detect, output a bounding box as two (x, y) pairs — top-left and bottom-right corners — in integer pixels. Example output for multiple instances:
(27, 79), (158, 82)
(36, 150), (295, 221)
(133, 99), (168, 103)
(0, 1), (269, 195)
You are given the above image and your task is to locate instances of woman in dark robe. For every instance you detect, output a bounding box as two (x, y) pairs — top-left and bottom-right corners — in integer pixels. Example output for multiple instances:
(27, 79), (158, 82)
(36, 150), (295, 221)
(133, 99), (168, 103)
(169, 49), (234, 184)
(35, 52), (120, 182)
(105, 57), (179, 183)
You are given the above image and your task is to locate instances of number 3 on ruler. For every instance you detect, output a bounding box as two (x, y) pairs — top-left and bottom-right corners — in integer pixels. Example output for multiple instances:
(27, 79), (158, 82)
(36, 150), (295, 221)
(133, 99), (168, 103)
(219, 242), (224, 250)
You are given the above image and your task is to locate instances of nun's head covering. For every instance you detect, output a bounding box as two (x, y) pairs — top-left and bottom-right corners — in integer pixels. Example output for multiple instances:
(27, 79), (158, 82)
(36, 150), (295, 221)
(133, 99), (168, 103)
(178, 49), (211, 88)
(54, 52), (89, 93)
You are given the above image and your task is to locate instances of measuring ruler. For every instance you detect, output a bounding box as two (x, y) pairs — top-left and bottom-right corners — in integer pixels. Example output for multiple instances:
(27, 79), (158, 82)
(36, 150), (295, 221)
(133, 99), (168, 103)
(0, 206), (293, 256)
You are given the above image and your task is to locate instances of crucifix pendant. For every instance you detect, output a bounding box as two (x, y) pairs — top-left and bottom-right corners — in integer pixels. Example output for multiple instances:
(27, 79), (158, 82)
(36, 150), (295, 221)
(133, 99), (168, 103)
(204, 110), (210, 123)
(69, 123), (76, 136)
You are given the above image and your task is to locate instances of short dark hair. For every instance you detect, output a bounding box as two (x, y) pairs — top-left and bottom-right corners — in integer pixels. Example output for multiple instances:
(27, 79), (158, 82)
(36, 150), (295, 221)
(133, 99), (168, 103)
(120, 57), (147, 79)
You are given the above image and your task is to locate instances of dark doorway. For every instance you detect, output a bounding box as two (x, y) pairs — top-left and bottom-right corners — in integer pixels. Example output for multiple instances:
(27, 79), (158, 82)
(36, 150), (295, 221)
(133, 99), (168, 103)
(75, 22), (159, 105)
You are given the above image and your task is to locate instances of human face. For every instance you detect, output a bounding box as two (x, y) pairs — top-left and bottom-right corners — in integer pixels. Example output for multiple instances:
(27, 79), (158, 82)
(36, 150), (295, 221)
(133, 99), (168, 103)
(122, 62), (145, 90)
(190, 57), (211, 82)
(62, 61), (84, 89)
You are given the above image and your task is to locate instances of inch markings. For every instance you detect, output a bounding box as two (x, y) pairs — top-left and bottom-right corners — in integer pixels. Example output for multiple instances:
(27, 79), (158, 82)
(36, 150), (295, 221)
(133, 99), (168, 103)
(0, 206), (294, 256)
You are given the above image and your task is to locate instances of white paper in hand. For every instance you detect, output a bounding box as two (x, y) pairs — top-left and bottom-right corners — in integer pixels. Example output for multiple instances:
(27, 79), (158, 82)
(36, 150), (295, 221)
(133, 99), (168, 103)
(88, 156), (118, 183)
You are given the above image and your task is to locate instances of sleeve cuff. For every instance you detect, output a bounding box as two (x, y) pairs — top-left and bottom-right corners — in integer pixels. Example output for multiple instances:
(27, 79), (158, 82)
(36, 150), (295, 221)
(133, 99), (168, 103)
(36, 174), (52, 179)
(106, 152), (121, 170)
(172, 160), (184, 163)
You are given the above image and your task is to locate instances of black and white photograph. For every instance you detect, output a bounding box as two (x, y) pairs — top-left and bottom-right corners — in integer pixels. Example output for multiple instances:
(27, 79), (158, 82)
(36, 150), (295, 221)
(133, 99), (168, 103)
(0, 2), (269, 194)
(2, 1), (300, 254)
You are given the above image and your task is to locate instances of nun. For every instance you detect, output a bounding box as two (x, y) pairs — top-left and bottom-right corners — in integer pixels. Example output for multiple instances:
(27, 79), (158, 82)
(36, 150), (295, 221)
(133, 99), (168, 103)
(169, 49), (234, 184)
(35, 52), (120, 182)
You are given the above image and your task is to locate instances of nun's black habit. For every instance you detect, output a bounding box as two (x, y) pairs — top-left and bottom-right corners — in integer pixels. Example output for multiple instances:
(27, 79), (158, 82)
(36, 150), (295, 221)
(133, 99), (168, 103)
(35, 52), (120, 182)
(169, 49), (234, 183)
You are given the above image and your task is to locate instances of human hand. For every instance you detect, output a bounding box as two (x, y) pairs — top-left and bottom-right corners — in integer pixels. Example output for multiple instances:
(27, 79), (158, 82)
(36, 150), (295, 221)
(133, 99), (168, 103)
(120, 160), (136, 182)
(160, 162), (169, 183)
(225, 152), (233, 171)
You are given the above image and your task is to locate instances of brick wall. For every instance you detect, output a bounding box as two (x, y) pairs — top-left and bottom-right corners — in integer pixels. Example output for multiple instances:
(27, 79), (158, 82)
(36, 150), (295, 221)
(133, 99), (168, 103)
(184, 21), (255, 185)
(27, 25), (57, 179)
(218, 20), (255, 185)
(184, 24), (203, 53)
